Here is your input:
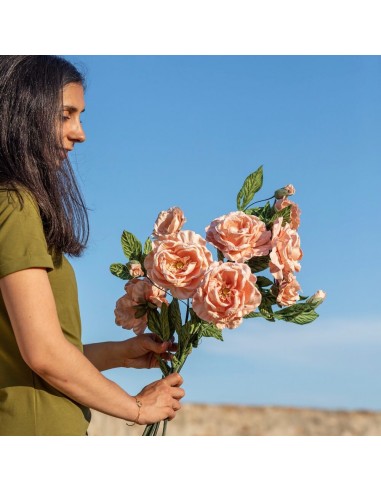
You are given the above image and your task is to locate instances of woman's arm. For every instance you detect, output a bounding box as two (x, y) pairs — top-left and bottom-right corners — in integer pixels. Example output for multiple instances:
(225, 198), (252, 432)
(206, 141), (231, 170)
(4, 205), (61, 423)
(84, 335), (175, 372)
(83, 341), (129, 372)
(0, 267), (184, 424)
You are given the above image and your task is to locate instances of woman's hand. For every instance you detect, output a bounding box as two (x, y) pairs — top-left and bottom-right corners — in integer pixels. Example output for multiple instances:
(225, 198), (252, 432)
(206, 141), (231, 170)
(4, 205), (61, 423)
(83, 334), (177, 372)
(135, 372), (185, 424)
(121, 333), (177, 369)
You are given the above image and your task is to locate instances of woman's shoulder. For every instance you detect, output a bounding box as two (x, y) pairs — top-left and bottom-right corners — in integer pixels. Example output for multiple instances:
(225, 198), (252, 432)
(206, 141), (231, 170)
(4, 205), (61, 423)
(0, 186), (39, 215)
(0, 185), (54, 278)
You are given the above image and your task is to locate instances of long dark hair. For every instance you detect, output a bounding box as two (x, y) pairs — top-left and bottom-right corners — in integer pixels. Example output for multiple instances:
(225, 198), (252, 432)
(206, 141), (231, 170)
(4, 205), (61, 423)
(0, 55), (89, 256)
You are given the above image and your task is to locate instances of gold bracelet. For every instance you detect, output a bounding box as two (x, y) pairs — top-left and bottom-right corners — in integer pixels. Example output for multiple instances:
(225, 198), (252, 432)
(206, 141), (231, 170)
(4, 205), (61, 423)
(126, 398), (143, 427)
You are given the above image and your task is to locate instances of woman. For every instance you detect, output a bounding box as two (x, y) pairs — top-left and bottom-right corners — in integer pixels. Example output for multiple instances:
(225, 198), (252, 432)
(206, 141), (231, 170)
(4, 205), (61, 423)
(0, 55), (184, 436)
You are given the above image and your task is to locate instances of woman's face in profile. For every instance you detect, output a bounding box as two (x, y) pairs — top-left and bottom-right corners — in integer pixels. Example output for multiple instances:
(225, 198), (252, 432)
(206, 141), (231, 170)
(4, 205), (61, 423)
(60, 83), (86, 159)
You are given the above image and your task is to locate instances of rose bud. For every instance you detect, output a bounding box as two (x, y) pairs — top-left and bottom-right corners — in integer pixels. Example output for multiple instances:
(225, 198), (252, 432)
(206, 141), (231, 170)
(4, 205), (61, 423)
(306, 290), (326, 308)
(127, 261), (144, 278)
(115, 278), (168, 335)
(274, 184), (296, 199)
(153, 206), (186, 239)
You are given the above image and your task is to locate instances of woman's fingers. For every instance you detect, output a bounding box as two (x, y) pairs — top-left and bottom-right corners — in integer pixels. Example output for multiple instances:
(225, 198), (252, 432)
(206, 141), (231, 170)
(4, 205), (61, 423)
(173, 399), (181, 410)
(143, 334), (178, 355)
(136, 373), (185, 424)
(164, 372), (183, 387)
(161, 373), (184, 406)
(171, 387), (185, 400)
(143, 335), (168, 353)
(165, 343), (178, 353)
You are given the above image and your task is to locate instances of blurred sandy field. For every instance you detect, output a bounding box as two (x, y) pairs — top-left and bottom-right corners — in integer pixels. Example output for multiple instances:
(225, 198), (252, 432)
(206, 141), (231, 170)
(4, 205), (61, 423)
(87, 403), (381, 436)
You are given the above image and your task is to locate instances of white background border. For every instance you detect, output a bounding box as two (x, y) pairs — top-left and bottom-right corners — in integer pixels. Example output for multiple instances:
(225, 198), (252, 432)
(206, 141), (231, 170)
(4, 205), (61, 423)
(1, 1), (380, 488)
(1, 0), (380, 54)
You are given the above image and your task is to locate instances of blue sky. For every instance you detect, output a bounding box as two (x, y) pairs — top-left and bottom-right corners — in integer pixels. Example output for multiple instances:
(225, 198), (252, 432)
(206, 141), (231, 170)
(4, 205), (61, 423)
(66, 55), (381, 411)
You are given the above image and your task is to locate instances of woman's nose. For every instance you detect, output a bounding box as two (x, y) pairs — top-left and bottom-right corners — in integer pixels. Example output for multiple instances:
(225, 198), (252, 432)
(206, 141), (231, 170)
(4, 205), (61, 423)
(68, 121), (86, 143)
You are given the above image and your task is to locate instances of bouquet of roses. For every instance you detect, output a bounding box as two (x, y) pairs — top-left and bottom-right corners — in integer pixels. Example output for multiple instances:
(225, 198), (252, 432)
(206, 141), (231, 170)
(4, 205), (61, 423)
(110, 166), (325, 436)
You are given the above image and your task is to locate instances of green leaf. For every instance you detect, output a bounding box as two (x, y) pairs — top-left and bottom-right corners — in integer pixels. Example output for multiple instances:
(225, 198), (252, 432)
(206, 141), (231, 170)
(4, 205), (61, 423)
(273, 303), (309, 319)
(236, 166), (264, 211)
(259, 298), (275, 321)
(259, 304), (275, 322)
(168, 298), (182, 337)
(178, 344), (193, 367)
(243, 311), (263, 319)
(189, 321), (201, 336)
(247, 255), (270, 273)
(171, 355), (181, 372)
(147, 309), (162, 339)
(160, 302), (170, 341)
(121, 230), (142, 261)
(190, 324), (204, 348)
(245, 300), (319, 325)
(291, 310), (319, 325)
(134, 304), (147, 319)
(109, 263), (131, 280)
(191, 335), (201, 348)
(256, 276), (273, 288)
(143, 237), (153, 255)
(217, 249), (225, 262)
(256, 202), (273, 222)
(184, 318), (203, 348)
(189, 308), (201, 323)
(173, 320), (196, 371)
(200, 323), (224, 341)
(273, 303), (319, 325)
(269, 204), (292, 227)
(248, 206), (262, 216)
(176, 320), (192, 355)
(156, 356), (170, 376)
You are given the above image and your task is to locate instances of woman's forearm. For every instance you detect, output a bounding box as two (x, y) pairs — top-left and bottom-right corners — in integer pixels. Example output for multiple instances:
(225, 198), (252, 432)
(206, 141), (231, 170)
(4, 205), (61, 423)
(34, 337), (184, 426)
(0, 269), (137, 421)
(83, 341), (126, 372)
(35, 338), (139, 421)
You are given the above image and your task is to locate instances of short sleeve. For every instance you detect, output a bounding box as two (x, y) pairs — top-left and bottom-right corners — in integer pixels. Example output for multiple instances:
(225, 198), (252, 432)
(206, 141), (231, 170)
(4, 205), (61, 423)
(0, 189), (54, 278)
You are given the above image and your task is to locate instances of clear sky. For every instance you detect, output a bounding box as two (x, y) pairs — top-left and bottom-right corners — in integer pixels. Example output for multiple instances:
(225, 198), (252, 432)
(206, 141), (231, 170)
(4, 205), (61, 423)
(65, 55), (381, 412)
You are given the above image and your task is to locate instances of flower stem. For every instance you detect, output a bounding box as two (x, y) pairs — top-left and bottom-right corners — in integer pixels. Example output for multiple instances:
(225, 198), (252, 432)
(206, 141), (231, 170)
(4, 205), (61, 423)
(162, 419), (168, 436)
(145, 277), (188, 308)
(142, 302), (196, 437)
(243, 195), (275, 211)
(185, 299), (190, 324)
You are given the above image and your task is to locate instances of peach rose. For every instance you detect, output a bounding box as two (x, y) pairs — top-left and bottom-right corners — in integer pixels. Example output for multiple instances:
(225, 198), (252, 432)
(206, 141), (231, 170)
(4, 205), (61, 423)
(127, 261), (144, 278)
(192, 261), (262, 329)
(269, 217), (303, 281)
(276, 274), (301, 306)
(153, 206), (186, 239)
(114, 278), (168, 334)
(274, 197), (301, 230)
(205, 211), (272, 262)
(144, 230), (213, 299)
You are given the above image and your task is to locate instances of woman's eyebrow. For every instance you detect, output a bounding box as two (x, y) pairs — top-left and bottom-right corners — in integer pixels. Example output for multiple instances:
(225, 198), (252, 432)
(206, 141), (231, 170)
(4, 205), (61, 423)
(63, 105), (86, 113)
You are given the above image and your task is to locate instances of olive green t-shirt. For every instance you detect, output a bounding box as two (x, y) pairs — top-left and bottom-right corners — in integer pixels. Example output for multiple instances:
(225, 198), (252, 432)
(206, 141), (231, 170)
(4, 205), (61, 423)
(0, 189), (91, 435)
